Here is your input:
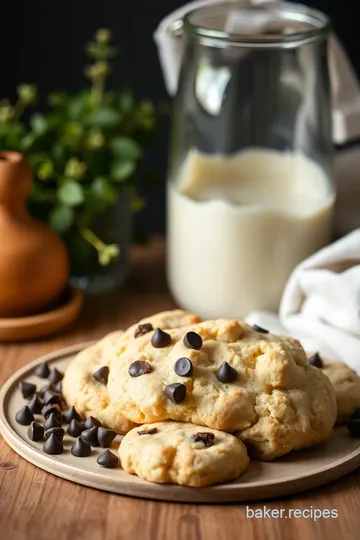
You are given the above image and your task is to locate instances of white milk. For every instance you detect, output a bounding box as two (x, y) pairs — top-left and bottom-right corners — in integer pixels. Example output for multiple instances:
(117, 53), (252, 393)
(167, 148), (334, 319)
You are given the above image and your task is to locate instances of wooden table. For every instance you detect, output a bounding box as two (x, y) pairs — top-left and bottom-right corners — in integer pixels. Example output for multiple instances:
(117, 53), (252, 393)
(1, 238), (359, 540)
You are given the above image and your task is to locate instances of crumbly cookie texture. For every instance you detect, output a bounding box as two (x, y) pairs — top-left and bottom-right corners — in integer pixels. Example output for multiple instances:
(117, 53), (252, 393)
(62, 310), (201, 434)
(108, 320), (336, 460)
(322, 361), (360, 424)
(62, 332), (136, 434)
(119, 421), (249, 487)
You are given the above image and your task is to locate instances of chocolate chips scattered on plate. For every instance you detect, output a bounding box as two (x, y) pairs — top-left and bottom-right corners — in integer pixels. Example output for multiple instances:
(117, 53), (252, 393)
(15, 405), (34, 426)
(97, 427), (117, 448)
(137, 427), (158, 436)
(44, 412), (62, 430)
(92, 366), (110, 385)
(183, 331), (202, 350)
(54, 380), (62, 394)
(190, 432), (215, 448)
(164, 383), (187, 404)
(97, 449), (118, 468)
(27, 421), (44, 442)
(67, 419), (85, 438)
(346, 419), (360, 438)
(71, 437), (91, 457)
(34, 362), (50, 379)
(41, 403), (62, 420)
(308, 352), (323, 369)
(48, 368), (64, 385)
(128, 360), (152, 378)
(62, 406), (81, 424)
(20, 381), (36, 399)
(45, 427), (64, 441)
(252, 324), (269, 334)
(216, 362), (238, 383)
(43, 433), (63, 455)
(174, 357), (193, 377)
(134, 323), (153, 338)
(84, 416), (101, 429)
(81, 427), (99, 447)
(151, 328), (171, 348)
(43, 390), (62, 406)
(38, 383), (55, 399)
(27, 395), (43, 415)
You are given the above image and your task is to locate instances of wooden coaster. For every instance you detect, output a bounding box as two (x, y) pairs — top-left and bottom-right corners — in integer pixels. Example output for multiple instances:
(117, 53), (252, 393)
(1, 343), (360, 503)
(0, 286), (82, 342)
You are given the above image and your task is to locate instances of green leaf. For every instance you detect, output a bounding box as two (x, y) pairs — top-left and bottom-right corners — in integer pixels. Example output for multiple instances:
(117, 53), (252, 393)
(30, 114), (48, 135)
(58, 180), (84, 206)
(87, 107), (122, 128)
(111, 160), (136, 182)
(50, 205), (74, 233)
(37, 160), (54, 181)
(92, 177), (117, 204)
(110, 137), (142, 160)
(48, 91), (69, 108)
(118, 90), (134, 114)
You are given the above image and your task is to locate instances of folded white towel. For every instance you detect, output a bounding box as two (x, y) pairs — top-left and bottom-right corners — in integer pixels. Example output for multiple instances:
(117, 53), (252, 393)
(246, 230), (360, 371)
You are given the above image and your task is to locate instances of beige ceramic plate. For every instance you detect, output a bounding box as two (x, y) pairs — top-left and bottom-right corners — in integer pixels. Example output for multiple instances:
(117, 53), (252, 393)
(1, 342), (360, 503)
(0, 286), (83, 342)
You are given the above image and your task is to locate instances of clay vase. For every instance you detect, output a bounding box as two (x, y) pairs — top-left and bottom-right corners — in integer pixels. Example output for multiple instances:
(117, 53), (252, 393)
(0, 151), (69, 317)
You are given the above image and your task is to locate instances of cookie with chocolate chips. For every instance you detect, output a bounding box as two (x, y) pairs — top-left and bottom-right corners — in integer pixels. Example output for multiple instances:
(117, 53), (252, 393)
(119, 421), (249, 487)
(108, 319), (336, 460)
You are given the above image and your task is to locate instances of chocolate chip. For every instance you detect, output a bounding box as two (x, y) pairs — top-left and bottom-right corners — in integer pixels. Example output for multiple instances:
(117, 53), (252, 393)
(71, 437), (91, 457)
(174, 357), (193, 377)
(84, 416), (101, 429)
(134, 323), (153, 338)
(45, 427), (64, 441)
(20, 381), (36, 399)
(252, 324), (269, 334)
(92, 366), (109, 385)
(97, 449), (118, 468)
(137, 428), (158, 436)
(347, 419), (360, 437)
(81, 427), (99, 447)
(15, 406), (34, 426)
(27, 421), (44, 441)
(351, 408), (360, 420)
(43, 390), (62, 406)
(308, 352), (323, 369)
(97, 427), (117, 448)
(190, 432), (215, 448)
(128, 360), (152, 377)
(41, 403), (62, 420)
(44, 413), (62, 430)
(54, 380), (63, 394)
(183, 332), (202, 350)
(48, 368), (64, 385)
(216, 362), (238, 383)
(43, 433), (63, 455)
(164, 383), (186, 404)
(67, 419), (85, 438)
(34, 362), (50, 379)
(27, 395), (43, 415)
(151, 328), (171, 348)
(38, 383), (55, 399)
(62, 406), (81, 424)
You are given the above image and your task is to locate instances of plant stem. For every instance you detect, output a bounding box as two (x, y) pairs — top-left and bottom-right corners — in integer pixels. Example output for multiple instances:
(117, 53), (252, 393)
(13, 100), (25, 121)
(91, 75), (105, 107)
(80, 227), (105, 251)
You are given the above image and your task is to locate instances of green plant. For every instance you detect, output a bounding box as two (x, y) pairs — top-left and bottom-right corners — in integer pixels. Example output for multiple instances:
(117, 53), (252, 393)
(0, 28), (155, 266)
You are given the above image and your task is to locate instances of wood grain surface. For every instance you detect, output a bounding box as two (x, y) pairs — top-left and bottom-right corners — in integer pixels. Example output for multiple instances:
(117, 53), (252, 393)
(1, 237), (359, 540)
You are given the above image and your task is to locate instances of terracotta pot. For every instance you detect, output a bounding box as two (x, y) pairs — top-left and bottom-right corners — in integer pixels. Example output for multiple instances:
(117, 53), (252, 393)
(0, 151), (69, 317)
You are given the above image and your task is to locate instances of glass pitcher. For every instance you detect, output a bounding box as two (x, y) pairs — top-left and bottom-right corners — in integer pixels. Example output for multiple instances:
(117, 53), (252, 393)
(166, 1), (335, 319)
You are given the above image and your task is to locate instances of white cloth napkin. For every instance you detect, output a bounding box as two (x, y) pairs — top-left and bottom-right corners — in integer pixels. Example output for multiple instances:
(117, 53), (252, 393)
(245, 230), (360, 371)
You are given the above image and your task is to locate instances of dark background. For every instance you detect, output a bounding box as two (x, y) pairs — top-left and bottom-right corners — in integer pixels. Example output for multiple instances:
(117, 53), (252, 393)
(1, 0), (359, 233)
